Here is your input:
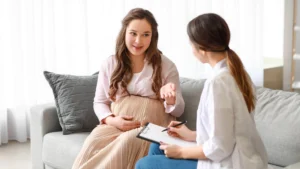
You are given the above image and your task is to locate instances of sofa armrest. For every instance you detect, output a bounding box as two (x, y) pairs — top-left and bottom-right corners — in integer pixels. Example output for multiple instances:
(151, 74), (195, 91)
(30, 103), (61, 169)
(284, 162), (300, 169)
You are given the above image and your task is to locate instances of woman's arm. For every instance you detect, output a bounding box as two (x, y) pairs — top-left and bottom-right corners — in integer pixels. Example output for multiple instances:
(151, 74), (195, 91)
(160, 144), (207, 160)
(162, 57), (185, 117)
(94, 56), (141, 130)
(201, 77), (235, 162)
(167, 122), (197, 142)
(181, 145), (207, 160)
(187, 131), (197, 142)
(93, 61), (113, 123)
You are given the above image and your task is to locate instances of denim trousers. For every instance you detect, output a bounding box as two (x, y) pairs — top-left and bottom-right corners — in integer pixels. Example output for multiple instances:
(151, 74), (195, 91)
(135, 143), (198, 169)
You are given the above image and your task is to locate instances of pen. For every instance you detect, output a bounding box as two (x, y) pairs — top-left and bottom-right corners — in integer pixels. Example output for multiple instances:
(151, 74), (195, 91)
(161, 120), (187, 132)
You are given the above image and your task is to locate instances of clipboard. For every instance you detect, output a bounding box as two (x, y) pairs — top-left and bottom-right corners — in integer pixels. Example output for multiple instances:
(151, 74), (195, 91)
(136, 122), (197, 147)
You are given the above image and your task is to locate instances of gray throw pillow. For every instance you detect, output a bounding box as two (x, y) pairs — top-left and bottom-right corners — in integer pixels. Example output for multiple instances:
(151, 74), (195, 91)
(44, 71), (99, 134)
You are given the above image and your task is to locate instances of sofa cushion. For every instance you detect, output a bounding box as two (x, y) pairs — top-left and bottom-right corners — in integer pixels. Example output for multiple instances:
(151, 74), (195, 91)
(254, 88), (300, 167)
(269, 164), (283, 169)
(179, 77), (206, 130)
(44, 71), (99, 134)
(45, 165), (57, 169)
(42, 131), (89, 169)
(268, 164), (283, 169)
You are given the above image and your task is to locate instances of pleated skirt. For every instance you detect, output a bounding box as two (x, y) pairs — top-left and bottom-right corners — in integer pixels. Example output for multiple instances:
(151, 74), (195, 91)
(72, 95), (175, 169)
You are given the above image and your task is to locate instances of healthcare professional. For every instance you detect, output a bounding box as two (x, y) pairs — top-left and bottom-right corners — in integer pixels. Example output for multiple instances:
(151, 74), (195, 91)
(135, 13), (268, 169)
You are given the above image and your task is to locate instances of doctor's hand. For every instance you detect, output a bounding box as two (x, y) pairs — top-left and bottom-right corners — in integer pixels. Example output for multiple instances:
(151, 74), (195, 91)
(167, 121), (196, 142)
(159, 143), (183, 159)
(160, 83), (176, 105)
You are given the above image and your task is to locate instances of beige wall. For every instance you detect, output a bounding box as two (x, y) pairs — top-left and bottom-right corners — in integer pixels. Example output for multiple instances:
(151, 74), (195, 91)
(264, 66), (283, 90)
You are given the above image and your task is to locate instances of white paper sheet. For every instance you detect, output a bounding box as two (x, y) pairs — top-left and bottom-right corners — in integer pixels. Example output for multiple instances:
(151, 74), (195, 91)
(137, 123), (197, 147)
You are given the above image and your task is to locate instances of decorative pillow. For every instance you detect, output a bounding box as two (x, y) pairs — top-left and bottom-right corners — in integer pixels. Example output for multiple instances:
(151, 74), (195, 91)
(44, 71), (99, 134)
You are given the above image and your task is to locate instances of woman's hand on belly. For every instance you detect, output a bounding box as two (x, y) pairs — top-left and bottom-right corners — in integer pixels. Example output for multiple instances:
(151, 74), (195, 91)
(106, 115), (141, 131)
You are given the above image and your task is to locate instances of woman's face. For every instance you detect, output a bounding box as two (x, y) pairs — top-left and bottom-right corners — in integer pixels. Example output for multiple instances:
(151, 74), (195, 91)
(190, 42), (208, 63)
(125, 19), (152, 59)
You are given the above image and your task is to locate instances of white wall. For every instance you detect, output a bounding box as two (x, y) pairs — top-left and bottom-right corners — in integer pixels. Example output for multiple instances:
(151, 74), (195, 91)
(283, 0), (294, 90)
(263, 0), (284, 59)
(295, 0), (300, 81)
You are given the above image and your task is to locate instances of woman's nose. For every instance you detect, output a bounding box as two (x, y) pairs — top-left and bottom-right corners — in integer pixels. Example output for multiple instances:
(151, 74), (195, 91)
(135, 36), (141, 43)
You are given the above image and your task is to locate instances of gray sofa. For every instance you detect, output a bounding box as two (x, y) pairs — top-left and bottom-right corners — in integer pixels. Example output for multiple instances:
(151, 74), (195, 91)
(30, 78), (300, 169)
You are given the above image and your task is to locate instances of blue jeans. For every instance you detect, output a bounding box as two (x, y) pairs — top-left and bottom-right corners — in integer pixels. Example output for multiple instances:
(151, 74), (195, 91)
(135, 143), (198, 169)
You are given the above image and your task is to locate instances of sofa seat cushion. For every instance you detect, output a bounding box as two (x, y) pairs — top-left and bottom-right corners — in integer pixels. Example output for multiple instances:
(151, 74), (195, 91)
(255, 88), (300, 167)
(284, 162), (300, 169)
(43, 131), (90, 169)
(269, 164), (283, 169)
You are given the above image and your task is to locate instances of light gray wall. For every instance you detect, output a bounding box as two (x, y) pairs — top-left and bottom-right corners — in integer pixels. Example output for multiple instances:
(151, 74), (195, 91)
(295, 61), (300, 81)
(295, 0), (300, 81)
(283, 0), (294, 90)
(298, 0), (300, 24)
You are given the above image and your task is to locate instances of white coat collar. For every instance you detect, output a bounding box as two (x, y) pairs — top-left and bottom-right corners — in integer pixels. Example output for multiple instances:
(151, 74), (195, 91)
(212, 58), (227, 76)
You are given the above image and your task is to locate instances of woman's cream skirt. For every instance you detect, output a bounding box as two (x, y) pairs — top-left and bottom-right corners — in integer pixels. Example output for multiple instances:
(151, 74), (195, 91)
(72, 95), (175, 169)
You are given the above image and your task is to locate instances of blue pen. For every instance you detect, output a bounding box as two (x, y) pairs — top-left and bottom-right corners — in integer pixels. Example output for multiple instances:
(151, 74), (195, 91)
(161, 120), (187, 132)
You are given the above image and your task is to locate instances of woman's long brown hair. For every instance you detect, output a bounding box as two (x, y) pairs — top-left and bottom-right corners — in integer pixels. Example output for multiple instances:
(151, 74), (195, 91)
(109, 8), (162, 101)
(187, 13), (255, 113)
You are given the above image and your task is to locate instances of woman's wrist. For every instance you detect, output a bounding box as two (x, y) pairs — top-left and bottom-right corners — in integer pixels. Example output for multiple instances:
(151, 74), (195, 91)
(188, 131), (197, 141)
(102, 115), (115, 125)
(167, 97), (176, 105)
(165, 98), (176, 106)
(180, 147), (188, 159)
(166, 101), (174, 106)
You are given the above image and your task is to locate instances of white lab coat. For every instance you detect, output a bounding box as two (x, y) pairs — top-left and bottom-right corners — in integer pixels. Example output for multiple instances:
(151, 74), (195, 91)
(196, 59), (268, 169)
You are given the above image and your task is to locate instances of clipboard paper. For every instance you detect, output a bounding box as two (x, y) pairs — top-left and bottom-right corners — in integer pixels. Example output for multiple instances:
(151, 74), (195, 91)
(136, 122), (197, 147)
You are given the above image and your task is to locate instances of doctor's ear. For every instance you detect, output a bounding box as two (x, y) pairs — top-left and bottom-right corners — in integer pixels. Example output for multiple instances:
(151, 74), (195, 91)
(201, 50), (206, 56)
(197, 48), (206, 56)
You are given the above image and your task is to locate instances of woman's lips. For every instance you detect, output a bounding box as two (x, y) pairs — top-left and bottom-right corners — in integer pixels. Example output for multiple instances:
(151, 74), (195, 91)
(133, 45), (143, 50)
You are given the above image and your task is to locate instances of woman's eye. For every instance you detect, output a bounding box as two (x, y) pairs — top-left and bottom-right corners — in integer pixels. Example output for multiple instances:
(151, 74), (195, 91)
(144, 34), (150, 37)
(130, 32), (137, 36)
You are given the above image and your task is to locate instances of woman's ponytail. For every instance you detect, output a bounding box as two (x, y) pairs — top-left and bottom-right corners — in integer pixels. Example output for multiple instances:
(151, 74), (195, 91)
(227, 49), (255, 113)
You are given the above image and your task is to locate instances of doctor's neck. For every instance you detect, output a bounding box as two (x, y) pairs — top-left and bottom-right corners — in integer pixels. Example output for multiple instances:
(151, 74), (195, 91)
(207, 51), (227, 68)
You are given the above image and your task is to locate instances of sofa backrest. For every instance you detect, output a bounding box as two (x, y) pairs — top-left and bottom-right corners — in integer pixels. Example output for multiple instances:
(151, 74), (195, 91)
(254, 87), (300, 167)
(179, 77), (206, 130)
